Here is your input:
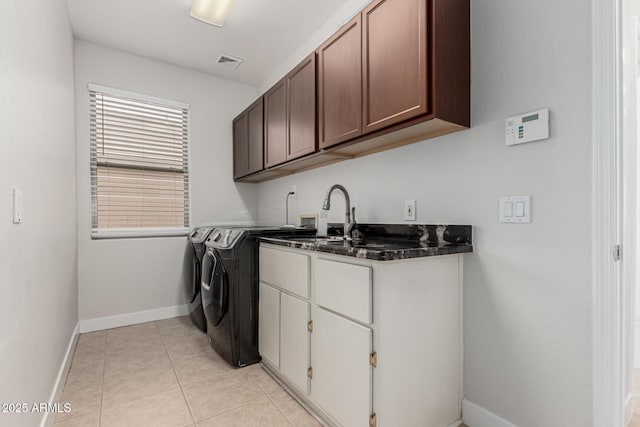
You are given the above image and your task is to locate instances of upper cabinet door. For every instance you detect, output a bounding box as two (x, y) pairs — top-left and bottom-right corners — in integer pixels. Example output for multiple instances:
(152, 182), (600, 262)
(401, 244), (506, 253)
(233, 98), (264, 180)
(287, 54), (317, 161)
(317, 15), (363, 149)
(247, 98), (264, 175)
(232, 113), (249, 179)
(264, 79), (288, 168)
(362, 0), (428, 133)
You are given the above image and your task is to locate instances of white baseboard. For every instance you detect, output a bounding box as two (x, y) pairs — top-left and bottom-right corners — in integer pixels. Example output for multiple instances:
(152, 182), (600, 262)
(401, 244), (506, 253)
(40, 322), (80, 427)
(462, 399), (517, 427)
(79, 304), (189, 333)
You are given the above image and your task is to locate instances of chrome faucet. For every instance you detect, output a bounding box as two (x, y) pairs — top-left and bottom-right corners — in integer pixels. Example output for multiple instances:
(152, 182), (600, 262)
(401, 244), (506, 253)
(322, 184), (356, 240)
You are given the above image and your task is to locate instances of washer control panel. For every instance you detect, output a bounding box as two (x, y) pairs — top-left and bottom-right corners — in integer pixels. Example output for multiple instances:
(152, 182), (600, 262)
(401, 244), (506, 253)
(207, 228), (243, 249)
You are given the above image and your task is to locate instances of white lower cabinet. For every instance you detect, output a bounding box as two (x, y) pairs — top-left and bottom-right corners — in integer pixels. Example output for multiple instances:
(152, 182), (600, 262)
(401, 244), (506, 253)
(314, 306), (372, 427)
(258, 282), (280, 368)
(280, 292), (311, 394)
(259, 243), (463, 427)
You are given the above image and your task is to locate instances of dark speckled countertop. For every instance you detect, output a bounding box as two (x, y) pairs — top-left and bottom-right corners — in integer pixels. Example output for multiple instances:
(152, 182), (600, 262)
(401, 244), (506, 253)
(259, 224), (473, 261)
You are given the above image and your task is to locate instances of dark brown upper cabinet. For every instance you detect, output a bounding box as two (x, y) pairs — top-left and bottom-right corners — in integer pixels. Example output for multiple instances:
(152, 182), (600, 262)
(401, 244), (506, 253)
(287, 54), (317, 160)
(234, 0), (469, 183)
(362, 0), (428, 134)
(232, 98), (263, 180)
(317, 15), (363, 149)
(264, 79), (288, 168)
(265, 54), (317, 169)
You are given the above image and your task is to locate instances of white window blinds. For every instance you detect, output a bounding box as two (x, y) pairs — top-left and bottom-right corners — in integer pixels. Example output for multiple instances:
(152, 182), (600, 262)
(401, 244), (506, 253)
(89, 84), (190, 238)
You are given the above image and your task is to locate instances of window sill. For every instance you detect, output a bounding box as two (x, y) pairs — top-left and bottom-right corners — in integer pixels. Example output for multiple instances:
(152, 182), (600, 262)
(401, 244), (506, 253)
(91, 228), (189, 240)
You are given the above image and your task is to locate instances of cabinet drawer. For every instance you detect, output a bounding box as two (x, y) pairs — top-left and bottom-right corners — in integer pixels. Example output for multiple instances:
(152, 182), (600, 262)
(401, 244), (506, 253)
(315, 259), (372, 324)
(260, 246), (310, 299)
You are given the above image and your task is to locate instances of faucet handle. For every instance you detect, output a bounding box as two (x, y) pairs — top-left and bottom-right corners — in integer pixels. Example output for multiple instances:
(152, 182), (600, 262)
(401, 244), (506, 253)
(350, 207), (364, 242)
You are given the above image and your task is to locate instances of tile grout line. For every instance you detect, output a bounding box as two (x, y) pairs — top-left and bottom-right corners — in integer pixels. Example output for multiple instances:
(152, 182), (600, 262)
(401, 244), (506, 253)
(256, 377), (296, 427)
(98, 330), (107, 427)
(253, 366), (325, 427)
(100, 324), (176, 422)
(53, 334), (97, 425)
(156, 320), (198, 426)
(170, 357), (253, 423)
(194, 394), (268, 425)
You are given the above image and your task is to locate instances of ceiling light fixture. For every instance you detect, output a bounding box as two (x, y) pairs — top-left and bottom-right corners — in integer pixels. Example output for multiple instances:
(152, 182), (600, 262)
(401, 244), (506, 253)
(190, 0), (238, 27)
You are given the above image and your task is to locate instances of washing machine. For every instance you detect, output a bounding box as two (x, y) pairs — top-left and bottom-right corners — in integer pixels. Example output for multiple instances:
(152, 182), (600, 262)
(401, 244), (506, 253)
(200, 226), (314, 366)
(181, 225), (215, 332)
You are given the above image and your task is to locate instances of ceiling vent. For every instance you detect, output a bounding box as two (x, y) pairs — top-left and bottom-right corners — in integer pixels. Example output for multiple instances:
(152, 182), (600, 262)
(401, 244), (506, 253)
(216, 54), (243, 70)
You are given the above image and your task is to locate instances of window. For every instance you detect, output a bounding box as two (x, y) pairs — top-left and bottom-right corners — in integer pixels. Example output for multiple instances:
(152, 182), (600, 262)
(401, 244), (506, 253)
(89, 84), (190, 238)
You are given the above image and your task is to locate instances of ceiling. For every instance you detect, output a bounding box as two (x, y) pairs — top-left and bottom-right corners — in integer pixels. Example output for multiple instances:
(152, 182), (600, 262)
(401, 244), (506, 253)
(65, 0), (353, 86)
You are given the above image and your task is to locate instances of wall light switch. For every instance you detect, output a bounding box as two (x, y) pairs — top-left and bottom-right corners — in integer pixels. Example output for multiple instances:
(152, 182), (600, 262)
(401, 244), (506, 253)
(404, 199), (416, 221)
(13, 188), (22, 224)
(500, 195), (531, 223)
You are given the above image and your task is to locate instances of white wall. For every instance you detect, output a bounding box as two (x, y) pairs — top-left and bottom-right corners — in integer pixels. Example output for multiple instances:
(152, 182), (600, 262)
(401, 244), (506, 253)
(258, 0), (372, 94)
(623, 0), (640, 419)
(255, 1), (593, 426)
(74, 40), (258, 322)
(0, 0), (77, 426)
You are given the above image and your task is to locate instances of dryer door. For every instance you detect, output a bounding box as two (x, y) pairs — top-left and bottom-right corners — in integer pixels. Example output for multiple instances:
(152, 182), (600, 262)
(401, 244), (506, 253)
(202, 249), (229, 327)
(182, 242), (200, 304)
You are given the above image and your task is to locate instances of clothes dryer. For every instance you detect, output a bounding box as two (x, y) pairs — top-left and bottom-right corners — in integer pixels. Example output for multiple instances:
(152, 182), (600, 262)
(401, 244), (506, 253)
(182, 225), (215, 332)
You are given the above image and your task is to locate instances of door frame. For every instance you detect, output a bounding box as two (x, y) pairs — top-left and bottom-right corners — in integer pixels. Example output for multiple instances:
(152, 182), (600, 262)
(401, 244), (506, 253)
(593, 0), (624, 425)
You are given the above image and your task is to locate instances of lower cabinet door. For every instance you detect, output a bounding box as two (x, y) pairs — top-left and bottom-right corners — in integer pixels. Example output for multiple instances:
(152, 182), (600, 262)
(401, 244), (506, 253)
(280, 293), (311, 393)
(314, 307), (372, 427)
(258, 282), (280, 368)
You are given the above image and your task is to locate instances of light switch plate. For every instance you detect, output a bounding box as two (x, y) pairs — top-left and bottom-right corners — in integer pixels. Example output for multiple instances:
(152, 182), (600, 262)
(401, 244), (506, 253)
(500, 195), (531, 223)
(13, 188), (22, 224)
(404, 199), (416, 221)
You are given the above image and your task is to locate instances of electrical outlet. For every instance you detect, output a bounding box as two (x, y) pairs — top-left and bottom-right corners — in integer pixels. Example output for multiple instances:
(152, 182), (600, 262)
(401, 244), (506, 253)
(290, 185), (296, 195)
(404, 199), (416, 221)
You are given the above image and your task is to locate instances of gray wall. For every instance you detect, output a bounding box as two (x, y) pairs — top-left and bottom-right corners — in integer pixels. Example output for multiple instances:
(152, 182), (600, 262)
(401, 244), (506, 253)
(255, 1), (593, 425)
(0, 0), (78, 426)
(74, 40), (258, 322)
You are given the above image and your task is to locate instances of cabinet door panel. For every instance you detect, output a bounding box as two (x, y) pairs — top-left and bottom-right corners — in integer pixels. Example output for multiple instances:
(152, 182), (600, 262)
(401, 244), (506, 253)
(232, 114), (248, 179)
(264, 80), (288, 168)
(363, 0), (428, 133)
(314, 307), (372, 427)
(247, 98), (264, 174)
(280, 293), (311, 394)
(318, 15), (362, 149)
(258, 282), (280, 368)
(288, 54), (317, 160)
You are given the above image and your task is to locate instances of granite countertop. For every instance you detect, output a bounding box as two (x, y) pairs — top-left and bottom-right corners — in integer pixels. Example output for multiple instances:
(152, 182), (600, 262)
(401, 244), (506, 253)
(259, 224), (473, 261)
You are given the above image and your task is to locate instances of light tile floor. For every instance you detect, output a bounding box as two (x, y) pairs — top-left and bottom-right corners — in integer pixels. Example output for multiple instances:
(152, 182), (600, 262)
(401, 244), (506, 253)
(54, 316), (321, 427)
